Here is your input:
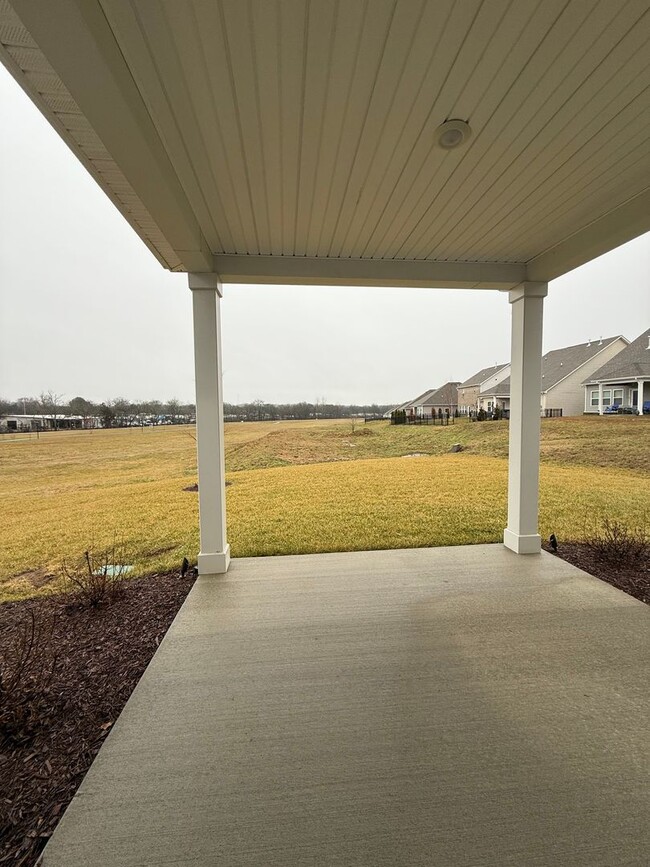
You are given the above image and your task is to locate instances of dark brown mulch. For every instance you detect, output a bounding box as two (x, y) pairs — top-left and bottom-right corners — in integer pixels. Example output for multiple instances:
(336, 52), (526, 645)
(0, 571), (196, 866)
(543, 540), (650, 605)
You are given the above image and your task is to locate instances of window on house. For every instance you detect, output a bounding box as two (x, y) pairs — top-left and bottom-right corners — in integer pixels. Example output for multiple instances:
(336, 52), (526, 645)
(612, 388), (623, 406)
(602, 389), (612, 406)
(590, 390), (599, 407)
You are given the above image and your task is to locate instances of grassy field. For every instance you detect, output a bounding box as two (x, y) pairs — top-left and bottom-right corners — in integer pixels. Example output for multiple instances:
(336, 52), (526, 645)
(1, 416), (649, 602)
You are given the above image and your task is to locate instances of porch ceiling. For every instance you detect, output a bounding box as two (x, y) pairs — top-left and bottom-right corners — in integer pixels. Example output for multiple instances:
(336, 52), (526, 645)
(2, 0), (650, 286)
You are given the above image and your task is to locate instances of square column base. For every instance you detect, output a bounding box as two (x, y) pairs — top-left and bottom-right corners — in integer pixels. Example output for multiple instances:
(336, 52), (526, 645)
(503, 529), (541, 555)
(197, 545), (231, 575)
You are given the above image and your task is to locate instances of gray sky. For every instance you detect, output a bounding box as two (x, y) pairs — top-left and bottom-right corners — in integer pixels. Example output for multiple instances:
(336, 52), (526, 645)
(1, 63), (648, 407)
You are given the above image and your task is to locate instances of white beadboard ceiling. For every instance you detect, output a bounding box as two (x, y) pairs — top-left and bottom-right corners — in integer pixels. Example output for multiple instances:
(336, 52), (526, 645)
(2, 0), (650, 286)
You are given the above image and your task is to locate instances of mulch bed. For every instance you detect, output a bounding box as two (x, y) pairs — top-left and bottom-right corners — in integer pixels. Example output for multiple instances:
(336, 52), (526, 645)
(0, 571), (196, 866)
(542, 540), (650, 604)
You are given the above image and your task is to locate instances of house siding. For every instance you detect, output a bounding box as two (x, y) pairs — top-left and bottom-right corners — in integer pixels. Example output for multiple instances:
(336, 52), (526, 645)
(578, 337), (632, 412)
(457, 385), (480, 413)
(479, 365), (511, 393)
(546, 339), (625, 415)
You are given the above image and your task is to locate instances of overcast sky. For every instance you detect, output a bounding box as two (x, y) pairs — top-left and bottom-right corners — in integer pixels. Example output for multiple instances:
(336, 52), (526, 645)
(1, 64), (648, 407)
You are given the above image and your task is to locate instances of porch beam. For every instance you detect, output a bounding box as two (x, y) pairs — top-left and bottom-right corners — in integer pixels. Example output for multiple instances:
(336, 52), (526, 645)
(526, 188), (650, 282)
(504, 282), (547, 555)
(189, 273), (230, 574)
(212, 255), (526, 290)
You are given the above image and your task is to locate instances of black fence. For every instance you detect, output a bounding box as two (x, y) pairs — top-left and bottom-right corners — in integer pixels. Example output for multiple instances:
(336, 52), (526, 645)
(391, 412), (455, 426)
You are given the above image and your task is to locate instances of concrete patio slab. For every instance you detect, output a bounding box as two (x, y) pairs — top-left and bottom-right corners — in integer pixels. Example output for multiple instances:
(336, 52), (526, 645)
(40, 545), (649, 866)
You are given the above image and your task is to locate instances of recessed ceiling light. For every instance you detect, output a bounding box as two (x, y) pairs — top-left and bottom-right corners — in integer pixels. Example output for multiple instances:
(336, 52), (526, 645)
(436, 119), (472, 149)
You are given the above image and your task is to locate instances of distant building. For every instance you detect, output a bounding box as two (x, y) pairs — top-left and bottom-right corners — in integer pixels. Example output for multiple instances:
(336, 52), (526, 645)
(583, 328), (650, 413)
(0, 414), (100, 432)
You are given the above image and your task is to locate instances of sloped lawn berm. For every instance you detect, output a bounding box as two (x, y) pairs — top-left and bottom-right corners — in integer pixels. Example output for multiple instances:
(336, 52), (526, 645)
(0, 571), (195, 866)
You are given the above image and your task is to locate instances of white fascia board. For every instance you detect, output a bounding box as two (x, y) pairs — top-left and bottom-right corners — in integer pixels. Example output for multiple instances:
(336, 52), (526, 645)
(527, 189), (650, 283)
(213, 255), (526, 290)
(10, 0), (211, 273)
(583, 375), (646, 386)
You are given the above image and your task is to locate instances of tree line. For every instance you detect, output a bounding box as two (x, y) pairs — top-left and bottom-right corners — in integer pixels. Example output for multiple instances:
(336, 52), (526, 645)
(1, 392), (392, 427)
(223, 401), (391, 421)
(0, 393), (194, 429)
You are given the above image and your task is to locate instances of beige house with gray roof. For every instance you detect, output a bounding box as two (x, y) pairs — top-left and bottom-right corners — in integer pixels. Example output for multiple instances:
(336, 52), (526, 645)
(478, 336), (627, 417)
(457, 364), (510, 415)
(583, 328), (650, 414)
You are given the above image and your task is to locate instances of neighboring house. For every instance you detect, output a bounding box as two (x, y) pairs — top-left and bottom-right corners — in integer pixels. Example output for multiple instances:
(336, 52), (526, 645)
(383, 399), (412, 419)
(583, 327), (650, 414)
(477, 336), (628, 417)
(420, 382), (461, 417)
(411, 388), (440, 417)
(457, 364), (509, 415)
(386, 388), (439, 419)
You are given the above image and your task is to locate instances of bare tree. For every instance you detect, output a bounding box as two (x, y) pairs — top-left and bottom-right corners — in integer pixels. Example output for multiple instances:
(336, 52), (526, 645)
(39, 391), (64, 430)
(166, 398), (180, 423)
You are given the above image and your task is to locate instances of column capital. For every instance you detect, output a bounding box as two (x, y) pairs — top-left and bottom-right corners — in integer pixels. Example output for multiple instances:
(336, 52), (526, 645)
(188, 272), (223, 297)
(509, 281), (548, 303)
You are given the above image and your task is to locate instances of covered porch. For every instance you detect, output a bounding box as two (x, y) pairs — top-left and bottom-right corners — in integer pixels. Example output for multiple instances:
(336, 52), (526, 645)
(2, 2), (649, 863)
(40, 545), (649, 865)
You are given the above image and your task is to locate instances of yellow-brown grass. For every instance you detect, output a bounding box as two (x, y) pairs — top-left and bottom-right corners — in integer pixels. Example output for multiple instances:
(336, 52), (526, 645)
(1, 418), (648, 601)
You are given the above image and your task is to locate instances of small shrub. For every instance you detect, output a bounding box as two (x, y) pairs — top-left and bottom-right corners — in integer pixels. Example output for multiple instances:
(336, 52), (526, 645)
(62, 539), (131, 608)
(0, 608), (58, 745)
(584, 516), (649, 565)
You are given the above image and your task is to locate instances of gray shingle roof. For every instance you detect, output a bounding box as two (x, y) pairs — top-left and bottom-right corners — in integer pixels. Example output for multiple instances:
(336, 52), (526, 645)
(459, 363), (508, 388)
(387, 388), (439, 414)
(412, 388), (439, 406)
(480, 335), (626, 396)
(583, 328), (650, 382)
(480, 380), (511, 397)
(539, 336), (624, 390)
(422, 381), (461, 406)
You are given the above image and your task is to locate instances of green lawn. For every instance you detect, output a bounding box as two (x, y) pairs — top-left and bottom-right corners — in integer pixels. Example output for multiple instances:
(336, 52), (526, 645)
(1, 417), (648, 602)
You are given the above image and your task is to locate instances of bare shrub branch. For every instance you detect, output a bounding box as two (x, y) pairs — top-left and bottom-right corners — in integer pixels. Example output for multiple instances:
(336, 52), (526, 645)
(0, 608), (58, 744)
(61, 537), (131, 608)
(584, 516), (649, 565)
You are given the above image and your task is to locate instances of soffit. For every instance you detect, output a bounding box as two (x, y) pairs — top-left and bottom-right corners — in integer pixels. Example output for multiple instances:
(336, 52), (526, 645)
(3, 0), (650, 281)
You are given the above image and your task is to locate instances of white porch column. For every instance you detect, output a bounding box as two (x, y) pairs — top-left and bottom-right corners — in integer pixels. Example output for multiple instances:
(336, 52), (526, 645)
(189, 273), (230, 574)
(598, 382), (604, 415)
(637, 380), (645, 414)
(504, 282), (547, 555)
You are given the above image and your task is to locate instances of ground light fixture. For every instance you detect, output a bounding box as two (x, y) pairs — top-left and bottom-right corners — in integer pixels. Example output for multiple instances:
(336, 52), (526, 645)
(435, 119), (472, 149)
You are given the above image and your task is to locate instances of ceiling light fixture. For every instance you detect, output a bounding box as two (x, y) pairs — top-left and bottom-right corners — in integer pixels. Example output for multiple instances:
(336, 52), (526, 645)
(436, 119), (472, 149)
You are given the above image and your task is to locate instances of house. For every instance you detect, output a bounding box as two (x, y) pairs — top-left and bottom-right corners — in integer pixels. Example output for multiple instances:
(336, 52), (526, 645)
(583, 327), (650, 413)
(477, 336), (628, 417)
(419, 381), (461, 417)
(457, 364), (509, 415)
(386, 388), (438, 419)
(382, 400), (412, 419)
